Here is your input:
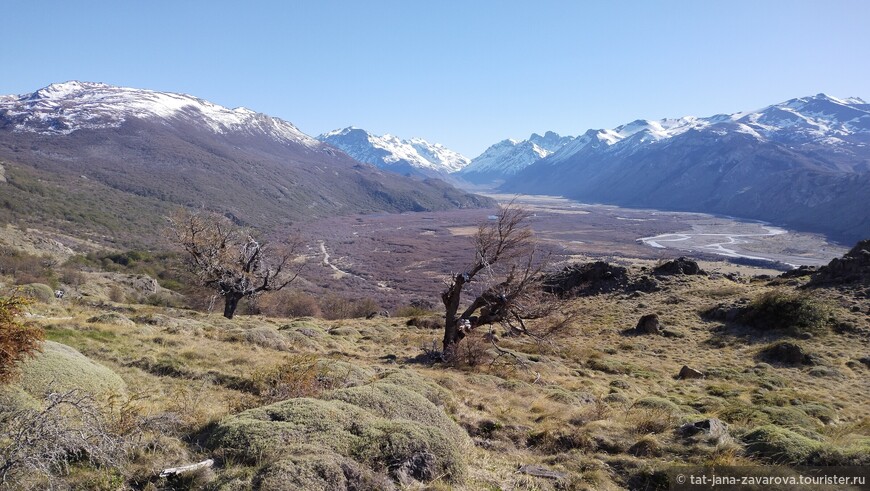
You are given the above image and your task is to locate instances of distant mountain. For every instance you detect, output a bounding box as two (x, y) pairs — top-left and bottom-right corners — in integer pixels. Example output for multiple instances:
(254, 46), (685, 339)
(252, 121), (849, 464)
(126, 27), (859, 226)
(317, 127), (469, 178)
(0, 82), (492, 245)
(500, 94), (870, 242)
(458, 131), (573, 184)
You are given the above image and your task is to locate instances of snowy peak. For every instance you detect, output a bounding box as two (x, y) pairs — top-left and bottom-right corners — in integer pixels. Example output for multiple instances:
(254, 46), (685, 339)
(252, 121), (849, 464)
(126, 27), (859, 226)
(458, 131), (573, 182)
(0, 81), (318, 146)
(317, 128), (469, 175)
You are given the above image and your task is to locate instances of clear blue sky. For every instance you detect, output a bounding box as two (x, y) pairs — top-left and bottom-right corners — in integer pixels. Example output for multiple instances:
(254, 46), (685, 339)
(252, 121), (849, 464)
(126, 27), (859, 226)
(2, 0), (868, 156)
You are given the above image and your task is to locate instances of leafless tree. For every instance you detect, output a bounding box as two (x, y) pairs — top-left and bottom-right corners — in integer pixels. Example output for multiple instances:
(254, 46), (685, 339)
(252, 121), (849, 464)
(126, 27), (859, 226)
(440, 202), (560, 359)
(167, 209), (304, 319)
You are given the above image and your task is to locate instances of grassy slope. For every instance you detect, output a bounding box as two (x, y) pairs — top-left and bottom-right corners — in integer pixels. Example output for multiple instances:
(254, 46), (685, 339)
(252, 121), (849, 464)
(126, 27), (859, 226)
(8, 269), (869, 489)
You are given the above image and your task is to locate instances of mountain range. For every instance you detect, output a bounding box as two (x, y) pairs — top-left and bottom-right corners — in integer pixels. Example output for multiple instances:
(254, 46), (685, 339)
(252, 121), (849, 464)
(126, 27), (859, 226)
(0, 82), (491, 245)
(500, 94), (869, 242)
(0, 81), (867, 245)
(457, 131), (573, 184)
(330, 93), (868, 242)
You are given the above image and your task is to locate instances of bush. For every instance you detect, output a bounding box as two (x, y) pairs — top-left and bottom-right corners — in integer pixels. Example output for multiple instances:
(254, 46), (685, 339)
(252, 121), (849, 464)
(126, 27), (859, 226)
(0, 295), (43, 384)
(742, 290), (831, 336)
(0, 247), (56, 286)
(257, 290), (322, 318)
(19, 283), (55, 303)
(320, 294), (380, 320)
(252, 355), (335, 402)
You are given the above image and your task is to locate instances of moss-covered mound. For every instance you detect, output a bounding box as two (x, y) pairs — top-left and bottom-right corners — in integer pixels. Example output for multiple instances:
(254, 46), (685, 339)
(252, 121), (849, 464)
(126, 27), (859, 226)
(742, 425), (822, 464)
(13, 340), (127, 401)
(208, 376), (468, 488)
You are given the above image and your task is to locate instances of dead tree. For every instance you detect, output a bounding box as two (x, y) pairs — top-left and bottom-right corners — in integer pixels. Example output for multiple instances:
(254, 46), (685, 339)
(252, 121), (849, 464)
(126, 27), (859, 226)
(167, 209), (303, 319)
(441, 203), (555, 358)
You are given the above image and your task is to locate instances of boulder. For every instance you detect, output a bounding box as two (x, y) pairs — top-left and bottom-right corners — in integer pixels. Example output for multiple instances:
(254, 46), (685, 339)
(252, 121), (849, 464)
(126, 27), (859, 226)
(680, 418), (729, 443)
(759, 341), (817, 366)
(635, 314), (663, 335)
(653, 257), (706, 276)
(677, 365), (704, 379)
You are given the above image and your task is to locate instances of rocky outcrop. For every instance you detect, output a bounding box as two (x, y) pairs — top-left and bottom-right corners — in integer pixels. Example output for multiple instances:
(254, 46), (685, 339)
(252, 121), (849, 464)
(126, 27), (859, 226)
(653, 257), (706, 276)
(808, 239), (870, 286)
(543, 261), (658, 297)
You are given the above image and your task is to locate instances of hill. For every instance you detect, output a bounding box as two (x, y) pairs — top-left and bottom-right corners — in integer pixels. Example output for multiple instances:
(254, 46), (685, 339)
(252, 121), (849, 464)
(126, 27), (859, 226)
(1, 243), (867, 489)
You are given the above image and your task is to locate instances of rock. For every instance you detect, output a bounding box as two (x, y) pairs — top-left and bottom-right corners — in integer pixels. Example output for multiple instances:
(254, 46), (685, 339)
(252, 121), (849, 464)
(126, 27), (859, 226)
(759, 341), (816, 366)
(859, 356), (870, 368)
(543, 261), (631, 296)
(635, 314), (663, 335)
(366, 310), (390, 319)
(653, 257), (706, 276)
(780, 265), (817, 279)
(677, 365), (704, 379)
(680, 418), (729, 443)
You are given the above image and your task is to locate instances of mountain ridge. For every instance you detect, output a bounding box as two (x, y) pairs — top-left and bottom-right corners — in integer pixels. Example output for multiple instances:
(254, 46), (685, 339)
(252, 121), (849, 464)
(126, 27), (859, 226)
(0, 81), (493, 246)
(317, 126), (469, 178)
(499, 94), (870, 243)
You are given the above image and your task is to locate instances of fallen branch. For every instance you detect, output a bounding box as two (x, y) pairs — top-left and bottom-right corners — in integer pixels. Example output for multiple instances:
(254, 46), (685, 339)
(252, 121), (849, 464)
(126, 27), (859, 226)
(159, 458), (213, 478)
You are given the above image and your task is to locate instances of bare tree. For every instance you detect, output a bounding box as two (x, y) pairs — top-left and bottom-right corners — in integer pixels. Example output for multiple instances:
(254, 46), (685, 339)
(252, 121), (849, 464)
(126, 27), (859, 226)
(440, 202), (556, 358)
(167, 209), (303, 319)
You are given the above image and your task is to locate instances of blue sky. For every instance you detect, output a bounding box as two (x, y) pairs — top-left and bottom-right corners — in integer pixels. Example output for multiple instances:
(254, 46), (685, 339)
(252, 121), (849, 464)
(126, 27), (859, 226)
(2, 0), (869, 155)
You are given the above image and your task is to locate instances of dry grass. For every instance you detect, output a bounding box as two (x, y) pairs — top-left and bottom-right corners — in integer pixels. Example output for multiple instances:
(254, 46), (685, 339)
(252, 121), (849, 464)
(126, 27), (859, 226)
(1, 264), (866, 489)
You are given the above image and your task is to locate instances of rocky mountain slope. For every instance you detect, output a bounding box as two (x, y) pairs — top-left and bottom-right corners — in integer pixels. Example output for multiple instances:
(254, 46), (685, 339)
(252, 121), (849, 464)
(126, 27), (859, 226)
(458, 131), (572, 184)
(317, 127), (470, 178)
(0, 82), (492, 244)
(500, 94), (870, 242)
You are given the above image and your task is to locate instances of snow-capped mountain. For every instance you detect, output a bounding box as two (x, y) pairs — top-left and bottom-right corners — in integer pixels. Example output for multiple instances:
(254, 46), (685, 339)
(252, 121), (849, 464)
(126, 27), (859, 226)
(458, 131), (573, 183)
(0, 81), (318, 147)
(501, 94), (870, 243)
(0, 82), (492, 242)
(543, 93), (870, 168)
(317, 127), (469, 178)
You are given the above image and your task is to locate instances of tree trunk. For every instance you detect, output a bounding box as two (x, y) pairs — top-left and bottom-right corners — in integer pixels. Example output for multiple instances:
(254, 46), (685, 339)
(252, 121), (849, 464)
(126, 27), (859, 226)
(223, 293), (244, 319)
(442, 273), (467, 354)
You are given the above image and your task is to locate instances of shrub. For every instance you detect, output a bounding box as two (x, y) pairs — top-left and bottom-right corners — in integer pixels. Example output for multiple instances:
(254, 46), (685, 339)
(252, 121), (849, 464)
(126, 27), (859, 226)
(0, 295), (43, 384)
(320, 294), (381, 320)
(252, 355), (334, 402)
(19, 283), (55, 303)
(741, 290), (831, 336)
(257, 290), (322, 318)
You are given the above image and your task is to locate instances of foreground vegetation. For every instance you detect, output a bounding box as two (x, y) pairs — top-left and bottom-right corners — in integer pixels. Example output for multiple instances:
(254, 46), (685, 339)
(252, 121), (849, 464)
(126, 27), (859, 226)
(0, 229), (868, 489)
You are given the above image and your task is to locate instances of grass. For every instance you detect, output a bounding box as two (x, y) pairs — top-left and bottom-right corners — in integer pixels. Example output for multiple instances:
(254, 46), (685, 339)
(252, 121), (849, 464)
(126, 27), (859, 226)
(1, 257), (867, 490)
